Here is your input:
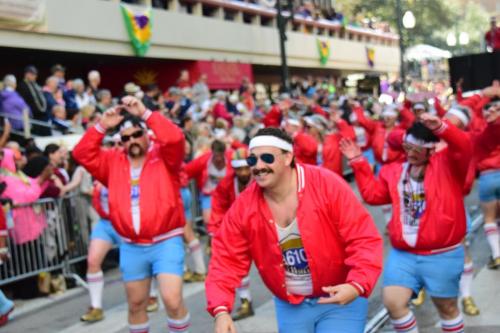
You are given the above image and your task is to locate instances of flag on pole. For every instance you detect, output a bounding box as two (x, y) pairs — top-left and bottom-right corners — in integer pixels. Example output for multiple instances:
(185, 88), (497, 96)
(120, 4), (152, 57)
(366, 47), (375, 68)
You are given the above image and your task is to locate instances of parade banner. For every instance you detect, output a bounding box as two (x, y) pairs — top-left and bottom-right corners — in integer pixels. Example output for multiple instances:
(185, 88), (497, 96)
(366, 46), (375, 68)
(317, 39), (330, 66)
(120, 4), (152, 57)
(0, 0), (47, 32)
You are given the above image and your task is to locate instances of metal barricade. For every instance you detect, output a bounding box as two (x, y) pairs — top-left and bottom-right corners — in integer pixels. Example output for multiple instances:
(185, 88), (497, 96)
(0, 194), (90, 287)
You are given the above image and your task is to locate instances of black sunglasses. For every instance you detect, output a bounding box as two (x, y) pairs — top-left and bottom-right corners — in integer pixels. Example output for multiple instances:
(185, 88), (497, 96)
(121, 129), (144, 143)
(246, 153), (281, 167)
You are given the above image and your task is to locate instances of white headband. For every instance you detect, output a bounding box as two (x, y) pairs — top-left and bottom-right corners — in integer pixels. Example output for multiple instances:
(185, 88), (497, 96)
(404, 134), (436, 148)
(120, 120), (146, 131)
(446, 107), (470, 127)
(285, 118), (301, 127)
(381, 109), (398, 118)
(231, 159), (248, 168)
(249, 135), (294, 152)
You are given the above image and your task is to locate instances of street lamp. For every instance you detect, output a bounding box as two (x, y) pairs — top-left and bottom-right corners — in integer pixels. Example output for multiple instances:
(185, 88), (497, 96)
(396, 0), (415, 92)
(402, 11), (416, 29)
(276, 0), (294, 93)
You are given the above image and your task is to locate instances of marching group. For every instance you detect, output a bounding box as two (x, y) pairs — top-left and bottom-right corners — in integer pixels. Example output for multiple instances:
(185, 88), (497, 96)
(0, 67), (499, 333)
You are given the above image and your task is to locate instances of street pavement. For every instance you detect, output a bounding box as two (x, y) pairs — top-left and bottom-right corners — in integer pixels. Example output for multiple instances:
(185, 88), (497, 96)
(2, 183), (498, 333)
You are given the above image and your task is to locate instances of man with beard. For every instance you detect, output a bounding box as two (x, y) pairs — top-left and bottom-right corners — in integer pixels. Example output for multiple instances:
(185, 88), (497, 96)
(206, 127), (383, 333)
(208, 148), (255, 321)
(341, 114), (472, 333)
(73, 96), (190, 333)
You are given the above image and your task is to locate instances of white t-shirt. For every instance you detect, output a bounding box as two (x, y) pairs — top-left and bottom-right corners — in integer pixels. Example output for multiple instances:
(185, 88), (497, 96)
(100, 187), (109, 215)
(202, 160), (226, 194)
(401, 169), (426, 247)
(276, 218), (313, 296)
(130, 166), (142, 234)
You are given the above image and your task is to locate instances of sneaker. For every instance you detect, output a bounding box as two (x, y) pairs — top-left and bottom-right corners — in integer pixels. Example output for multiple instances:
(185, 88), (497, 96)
(462, 296), (480, 316)
(146, 297), (159, 312)
(232, 299), (254, 321)
(0, 304), (14, 327)
(487, 257), (500, 270)
(411, 289), (425, 306)
(80, 307), (104, 322)
(183, 272), (206, 283)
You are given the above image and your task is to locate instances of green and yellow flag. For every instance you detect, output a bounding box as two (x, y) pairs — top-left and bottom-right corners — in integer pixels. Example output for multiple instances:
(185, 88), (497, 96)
(317, 39), (330, 66)
(120, 4), (152, 57)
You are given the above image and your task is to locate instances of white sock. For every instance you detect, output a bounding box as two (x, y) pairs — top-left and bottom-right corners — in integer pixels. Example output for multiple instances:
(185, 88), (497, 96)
(440, 314), (464, 333)
(188, 239), (206, 274)
(129, 321), (149, 333)
(390, 311), (418, 333)
(484, 224), (500, 258)
(236, 275), (252, 301)
(87, 271), (104, 309)
(167, 313), (190, 333)
(149, 279), (157, 298)
(459, 262), (473, 298)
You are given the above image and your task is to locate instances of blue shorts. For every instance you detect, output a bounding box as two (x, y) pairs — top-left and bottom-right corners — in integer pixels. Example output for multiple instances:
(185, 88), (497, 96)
(90, 219), (122, 246)
(478, 170), (500, 202)
(274, 296), (368, 333)
(181, 187), (192, 221)
(200, 193), (211, 211)
(383, 247), (464, 298)
(362, 148), (376, 168)
(119, 236), (184, 282)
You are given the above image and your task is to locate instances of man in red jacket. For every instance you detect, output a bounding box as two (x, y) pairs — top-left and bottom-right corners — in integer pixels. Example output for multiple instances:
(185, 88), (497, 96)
(73, 96), (189, 333)
(341, 114), (472, 333)
(206, 127), (383, 333)
(208, 147), (255, 321)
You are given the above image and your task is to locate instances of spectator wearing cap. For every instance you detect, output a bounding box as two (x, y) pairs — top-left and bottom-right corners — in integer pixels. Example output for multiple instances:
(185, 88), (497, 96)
(17, 66), (51, 136)
(0, 75), (30, 131)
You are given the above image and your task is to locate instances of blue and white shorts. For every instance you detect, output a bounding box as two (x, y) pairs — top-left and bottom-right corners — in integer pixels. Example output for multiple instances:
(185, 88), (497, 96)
(274, 296), (368, 333)
(119, 236), (184, 282)
(90, 219), (122, 246)
(383, 246), (464, 298)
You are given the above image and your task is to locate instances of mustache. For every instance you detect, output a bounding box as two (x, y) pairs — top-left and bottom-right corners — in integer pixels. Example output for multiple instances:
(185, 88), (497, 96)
(252, 168), (273, 176)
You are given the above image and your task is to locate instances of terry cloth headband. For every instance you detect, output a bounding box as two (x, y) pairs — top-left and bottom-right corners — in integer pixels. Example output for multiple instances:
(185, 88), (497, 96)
(381, 108), (398, 118)
(231, 159), (248, 168)
(120, 120), (146, 132)
(446, 107), (470, 127)
(404, 133), (436, 148)
(249, 135), (294, 152)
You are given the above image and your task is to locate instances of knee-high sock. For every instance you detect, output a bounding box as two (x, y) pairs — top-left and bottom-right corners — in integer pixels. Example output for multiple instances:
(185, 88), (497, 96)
(459, 262), (474, 298)
(390, 311), (419, 333)
(484, 224), (500, 258)
(440, 314), (464, 333)
(167, 313), (190, 333)
(87, 271), (104, 309)
(236, 275), (252, 301)
(129, 321), (149, 333)
(188, 239), (206, 274)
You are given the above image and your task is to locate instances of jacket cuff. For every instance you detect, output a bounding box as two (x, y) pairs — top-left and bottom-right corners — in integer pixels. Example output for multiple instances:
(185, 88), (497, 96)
(95, 122), (107, 134)
(348, 155), (365, 165)
(212, 305), (229, 317)
(142, 109), (153, 121)
(432, 121), (448, 135)
(348, 281), (365, 296)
